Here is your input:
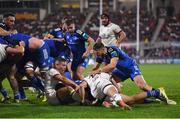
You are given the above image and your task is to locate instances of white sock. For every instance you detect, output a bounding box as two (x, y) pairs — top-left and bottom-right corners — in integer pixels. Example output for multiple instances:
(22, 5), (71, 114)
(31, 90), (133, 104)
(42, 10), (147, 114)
(112, 93), (122, 102)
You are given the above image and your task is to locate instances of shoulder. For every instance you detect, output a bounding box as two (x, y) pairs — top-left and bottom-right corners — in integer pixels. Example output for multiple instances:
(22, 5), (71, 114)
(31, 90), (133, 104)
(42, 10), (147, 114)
(107, 46), (119, 57)
(75, 29), (89, 39)
(49, 68), (60, 77)
(110, 23), (119, 27)
(53, 28), (62, 32)
(107, 46), (115, 52)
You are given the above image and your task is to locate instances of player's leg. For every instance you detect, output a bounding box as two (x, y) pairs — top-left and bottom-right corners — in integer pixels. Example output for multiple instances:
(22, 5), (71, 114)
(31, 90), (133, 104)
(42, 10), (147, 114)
(121, 88), (169, 105)
(133, 75), (153, 91)
(71, 60), (80, 81)
(6, 64), (21, 102)
(0, 77), (10, 103)
(76, 57), (89, 81)
(103, 85), (131, 109)
(25, 61), (45, 94)
(76, 66), (85, 81)
(129, 64), (153, 91)
(33, 41), (51, 101)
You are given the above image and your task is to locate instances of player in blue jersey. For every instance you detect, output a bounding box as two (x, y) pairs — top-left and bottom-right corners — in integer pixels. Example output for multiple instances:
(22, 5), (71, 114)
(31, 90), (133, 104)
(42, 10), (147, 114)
(0, 13), (24, 102)
(64, 19), (94, 81)
(0, 40), (24, 102)
(1, 33), (53, 99)
(91, 42), (157, 92)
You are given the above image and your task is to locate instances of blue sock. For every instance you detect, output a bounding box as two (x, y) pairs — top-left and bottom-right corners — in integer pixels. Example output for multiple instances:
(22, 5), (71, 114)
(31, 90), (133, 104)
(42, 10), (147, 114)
(14, 92), (21, 100)
(147, 89), (160, 97)
(0, 88), (8, 98)
(36, 77), (45, 92)
(19, 87), (26, 99)
(29, 76), (44, 92)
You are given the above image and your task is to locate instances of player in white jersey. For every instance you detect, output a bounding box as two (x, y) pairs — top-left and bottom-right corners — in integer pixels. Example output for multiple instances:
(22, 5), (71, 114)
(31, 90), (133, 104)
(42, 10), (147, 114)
(79, 72), (171, 109)
(0, 42), (24, 63)
(97, 13), (126, 47)
(47, 57), (79, 105)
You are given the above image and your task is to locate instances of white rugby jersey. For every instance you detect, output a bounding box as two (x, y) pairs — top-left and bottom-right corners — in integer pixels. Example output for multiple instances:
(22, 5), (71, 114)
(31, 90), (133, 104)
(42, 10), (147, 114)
(49, 68), (62, 89)
(99, 23), (122, 46)
(0, 44), (7, 63)
(84, 73), (112, 99)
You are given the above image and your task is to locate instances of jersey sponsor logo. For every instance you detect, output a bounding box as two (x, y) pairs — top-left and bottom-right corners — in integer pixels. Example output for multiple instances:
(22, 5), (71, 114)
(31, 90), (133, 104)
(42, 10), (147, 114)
(111, 51), (118, 57)
(76, 29), (83, 35)
(108, 47), (113, 52)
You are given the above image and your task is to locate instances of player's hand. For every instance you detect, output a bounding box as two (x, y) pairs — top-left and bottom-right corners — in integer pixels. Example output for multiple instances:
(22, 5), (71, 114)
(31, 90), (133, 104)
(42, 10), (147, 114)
(15, 41), (25, 54)
(82, 52), (89, 59)
(44, 34), (54, 39)
(90, 69), (101, 76)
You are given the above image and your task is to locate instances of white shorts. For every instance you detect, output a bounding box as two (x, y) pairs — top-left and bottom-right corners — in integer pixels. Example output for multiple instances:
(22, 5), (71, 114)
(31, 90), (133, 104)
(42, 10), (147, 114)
(91, 78), (112, 100)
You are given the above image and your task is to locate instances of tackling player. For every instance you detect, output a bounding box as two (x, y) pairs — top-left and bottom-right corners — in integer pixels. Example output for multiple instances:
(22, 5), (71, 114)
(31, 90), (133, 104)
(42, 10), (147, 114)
(91, 42), (157, 92)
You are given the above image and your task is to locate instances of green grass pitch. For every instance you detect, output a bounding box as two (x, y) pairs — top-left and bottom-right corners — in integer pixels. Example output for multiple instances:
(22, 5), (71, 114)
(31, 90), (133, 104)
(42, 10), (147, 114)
(0, 64), (180, 118)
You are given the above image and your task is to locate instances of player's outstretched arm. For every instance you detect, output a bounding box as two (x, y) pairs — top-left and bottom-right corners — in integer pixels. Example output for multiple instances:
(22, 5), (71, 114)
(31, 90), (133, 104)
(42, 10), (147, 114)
(82, 37), (94, 58)
(54, 74), (78, 89)
(101, 57), (118, 73)
(0, 27), (17, 36)
(79, 81), (88, 103)
(6, 44), (24, 56)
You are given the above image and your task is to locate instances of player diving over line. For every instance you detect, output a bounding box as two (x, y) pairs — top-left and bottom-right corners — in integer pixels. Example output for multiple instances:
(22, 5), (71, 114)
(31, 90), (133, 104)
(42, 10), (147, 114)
(78, 72), (173, 109)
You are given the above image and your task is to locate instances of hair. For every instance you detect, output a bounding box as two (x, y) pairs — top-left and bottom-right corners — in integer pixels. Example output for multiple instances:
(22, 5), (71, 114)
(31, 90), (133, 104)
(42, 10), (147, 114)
(55, 57), (67, 63)
(65, 18), (75, 26)
(93, 42), (105, 51)
(3, 13), (15, 18)
(101, 13), (109, 19)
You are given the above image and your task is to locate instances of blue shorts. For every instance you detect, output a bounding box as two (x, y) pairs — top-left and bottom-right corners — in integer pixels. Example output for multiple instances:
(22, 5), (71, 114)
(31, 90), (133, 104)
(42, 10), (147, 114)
(32, 42), (50, 68)
(112, 63), (142, 81)
(71, 57), (89, 71)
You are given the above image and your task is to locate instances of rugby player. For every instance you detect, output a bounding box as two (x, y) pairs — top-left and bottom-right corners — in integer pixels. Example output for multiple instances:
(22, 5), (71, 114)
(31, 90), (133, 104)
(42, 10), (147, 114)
(79, 72), (170, 109)
(46, 57), (79, 105)
(64, 19), (94, 81)
(97, 13), (126, 47)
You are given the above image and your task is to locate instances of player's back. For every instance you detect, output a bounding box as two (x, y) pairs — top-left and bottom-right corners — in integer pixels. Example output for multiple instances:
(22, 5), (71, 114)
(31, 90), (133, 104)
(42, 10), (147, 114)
(3, 33), (31, 49)
(84, 73), (112, 99)
(106, 46), (135, 68)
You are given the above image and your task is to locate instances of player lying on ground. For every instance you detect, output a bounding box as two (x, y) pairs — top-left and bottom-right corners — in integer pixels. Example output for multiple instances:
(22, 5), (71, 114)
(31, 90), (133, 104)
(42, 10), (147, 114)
(79, 72), (172, 109)
(46, 57), (80, 105)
